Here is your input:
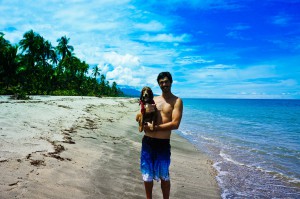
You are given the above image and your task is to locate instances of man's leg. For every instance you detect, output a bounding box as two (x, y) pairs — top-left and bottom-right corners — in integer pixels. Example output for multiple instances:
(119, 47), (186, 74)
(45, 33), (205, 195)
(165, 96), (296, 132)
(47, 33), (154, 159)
(161, 179), (170, 199)
(144, 181), (153, 199)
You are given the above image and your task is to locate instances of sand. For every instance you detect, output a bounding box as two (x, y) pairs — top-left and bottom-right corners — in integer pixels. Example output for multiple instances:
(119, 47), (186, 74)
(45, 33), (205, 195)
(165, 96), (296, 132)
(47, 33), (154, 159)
(0, 95), (220, 199)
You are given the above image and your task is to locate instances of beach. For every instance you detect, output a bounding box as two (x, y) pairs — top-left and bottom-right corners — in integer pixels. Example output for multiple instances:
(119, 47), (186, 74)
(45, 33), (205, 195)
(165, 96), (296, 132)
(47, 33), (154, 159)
(0, 96), (220, 199)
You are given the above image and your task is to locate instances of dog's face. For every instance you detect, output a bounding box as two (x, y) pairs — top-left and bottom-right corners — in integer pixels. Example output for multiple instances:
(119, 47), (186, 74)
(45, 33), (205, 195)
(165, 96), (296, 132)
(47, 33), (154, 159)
(140, 86), (153, 103)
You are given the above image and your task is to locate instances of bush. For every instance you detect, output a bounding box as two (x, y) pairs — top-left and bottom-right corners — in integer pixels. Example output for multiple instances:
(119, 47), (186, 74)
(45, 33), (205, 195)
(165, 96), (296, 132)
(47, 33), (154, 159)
(51, 89), (78, 96)
(10, 87), (30, 100)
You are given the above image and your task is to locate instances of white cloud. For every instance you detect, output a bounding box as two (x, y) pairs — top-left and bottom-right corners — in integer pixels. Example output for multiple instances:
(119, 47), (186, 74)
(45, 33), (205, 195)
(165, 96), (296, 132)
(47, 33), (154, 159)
(139, 33), (190, 43)
(279, 79), (297, 86)
(134, 20), (165, 32)
(97, 52), (159, 88)
(175, 56), (214, 65)
(206, 64), (234, 69)
(139, 0), (241, 10)
(177, 79), (299, 99)
(102, 52), (140, 68)
(176, 63), (300, 98)
(191, 64), (277, 81)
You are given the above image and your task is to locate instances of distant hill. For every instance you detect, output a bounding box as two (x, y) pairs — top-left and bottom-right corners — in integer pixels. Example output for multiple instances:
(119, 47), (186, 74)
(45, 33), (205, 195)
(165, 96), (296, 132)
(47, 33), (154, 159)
(120, 86), (140, 97)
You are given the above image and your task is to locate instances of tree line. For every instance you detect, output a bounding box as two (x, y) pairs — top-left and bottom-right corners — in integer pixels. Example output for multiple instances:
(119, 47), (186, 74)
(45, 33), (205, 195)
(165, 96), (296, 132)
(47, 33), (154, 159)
(0, 30), (124, 98)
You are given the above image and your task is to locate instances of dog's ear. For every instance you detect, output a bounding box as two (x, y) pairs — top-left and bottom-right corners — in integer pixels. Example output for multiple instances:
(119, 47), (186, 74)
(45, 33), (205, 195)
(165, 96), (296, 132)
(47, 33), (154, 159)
(149, 88), (153, 100)
(140, 87), (145, 101)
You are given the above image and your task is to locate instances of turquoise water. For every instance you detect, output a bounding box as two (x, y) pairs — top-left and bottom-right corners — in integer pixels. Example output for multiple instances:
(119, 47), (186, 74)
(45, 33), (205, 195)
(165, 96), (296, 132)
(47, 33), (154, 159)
(177, 98), (300, 198)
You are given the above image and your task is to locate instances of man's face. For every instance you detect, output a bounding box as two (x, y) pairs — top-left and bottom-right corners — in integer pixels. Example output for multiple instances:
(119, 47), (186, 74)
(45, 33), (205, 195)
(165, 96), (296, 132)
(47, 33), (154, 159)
(158, 77), (171, 93)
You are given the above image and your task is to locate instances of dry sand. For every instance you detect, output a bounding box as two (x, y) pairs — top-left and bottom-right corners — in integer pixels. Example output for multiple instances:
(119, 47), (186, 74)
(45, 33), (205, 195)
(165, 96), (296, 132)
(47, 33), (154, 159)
(0, 96), (220, 199)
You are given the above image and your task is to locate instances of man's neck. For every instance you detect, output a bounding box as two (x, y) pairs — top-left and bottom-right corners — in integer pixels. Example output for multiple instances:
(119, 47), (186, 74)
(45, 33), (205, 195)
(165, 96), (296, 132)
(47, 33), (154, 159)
(162, 92), (173, 100)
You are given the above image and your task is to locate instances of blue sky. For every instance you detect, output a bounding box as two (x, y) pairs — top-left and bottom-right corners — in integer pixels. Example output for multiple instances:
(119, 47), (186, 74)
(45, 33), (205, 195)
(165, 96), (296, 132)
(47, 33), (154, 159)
(1, 0), (300, 99)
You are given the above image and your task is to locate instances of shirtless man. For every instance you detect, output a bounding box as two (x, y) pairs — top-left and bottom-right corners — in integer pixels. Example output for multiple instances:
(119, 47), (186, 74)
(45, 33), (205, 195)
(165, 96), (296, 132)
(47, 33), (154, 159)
(140, 72), (183, 199)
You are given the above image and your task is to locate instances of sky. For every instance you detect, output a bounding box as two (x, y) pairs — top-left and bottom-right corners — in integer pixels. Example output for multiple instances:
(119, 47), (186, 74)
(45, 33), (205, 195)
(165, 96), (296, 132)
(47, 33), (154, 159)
(1, 0), (300, 99)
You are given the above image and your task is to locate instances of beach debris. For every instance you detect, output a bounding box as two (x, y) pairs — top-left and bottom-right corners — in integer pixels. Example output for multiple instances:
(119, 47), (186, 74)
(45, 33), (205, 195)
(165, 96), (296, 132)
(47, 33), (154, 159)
(0, 159), (8, 163)
(80, 136), (97, 140)
(30, 159), (45, 166)
(62, 129), (76, 144)
(52, 143), (65, 153)
(63, 136), (75, 144)
(57, 104), (71, 109)
(8, 181), (20, 186)
(82, 117), (97, 129)
(45, 140), (67, 161)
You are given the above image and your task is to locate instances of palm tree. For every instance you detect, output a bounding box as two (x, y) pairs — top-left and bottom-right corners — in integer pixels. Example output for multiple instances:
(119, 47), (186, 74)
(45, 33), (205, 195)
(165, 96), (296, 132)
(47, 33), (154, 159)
(38, 39), (58, 94)
(19, 30), (43, 93)
(56, 36), (74, 80)
(77, 61), (89, 95)
(56, 36), (74, 61)
(78, 61), (89, 78)
(42, 40), (58, 66)
(105, 80), (110, 96)
(0, 32), (10, 82)
(1, 44), (19, 89)
(99, 74), (106, 95)
(92, 65), (100, 80)
(19, 30), (37, 70)
(92, 65), (101, 94)
(111, 81), (118, 97)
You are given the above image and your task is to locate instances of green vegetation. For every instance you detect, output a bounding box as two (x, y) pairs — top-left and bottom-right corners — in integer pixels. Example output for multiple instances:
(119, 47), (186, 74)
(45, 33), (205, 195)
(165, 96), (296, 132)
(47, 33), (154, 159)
(0, 30), (123, 98)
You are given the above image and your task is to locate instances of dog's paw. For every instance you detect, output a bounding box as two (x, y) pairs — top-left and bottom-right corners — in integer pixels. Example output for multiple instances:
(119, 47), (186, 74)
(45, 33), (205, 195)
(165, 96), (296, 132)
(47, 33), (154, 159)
(139, 125), (143, 132)
(149, 124), (154, 131)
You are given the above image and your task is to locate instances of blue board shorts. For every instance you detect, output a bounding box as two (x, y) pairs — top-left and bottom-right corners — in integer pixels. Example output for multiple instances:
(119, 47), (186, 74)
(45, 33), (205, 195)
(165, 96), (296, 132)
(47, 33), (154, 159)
(140, 136), (171, 182)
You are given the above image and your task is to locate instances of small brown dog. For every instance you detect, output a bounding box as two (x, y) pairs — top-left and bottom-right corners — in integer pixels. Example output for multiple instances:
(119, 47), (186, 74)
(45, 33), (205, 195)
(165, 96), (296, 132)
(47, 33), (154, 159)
(136, 86), (157, 132)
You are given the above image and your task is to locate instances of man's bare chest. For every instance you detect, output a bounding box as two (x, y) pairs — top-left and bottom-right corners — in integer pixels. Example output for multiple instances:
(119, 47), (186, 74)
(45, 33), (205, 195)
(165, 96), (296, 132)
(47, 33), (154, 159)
(155, 100), (173, 116)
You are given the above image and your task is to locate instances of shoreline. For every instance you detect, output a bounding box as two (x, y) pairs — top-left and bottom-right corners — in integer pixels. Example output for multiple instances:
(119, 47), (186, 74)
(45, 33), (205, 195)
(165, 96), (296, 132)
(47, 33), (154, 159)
(0, 96), (220, 198)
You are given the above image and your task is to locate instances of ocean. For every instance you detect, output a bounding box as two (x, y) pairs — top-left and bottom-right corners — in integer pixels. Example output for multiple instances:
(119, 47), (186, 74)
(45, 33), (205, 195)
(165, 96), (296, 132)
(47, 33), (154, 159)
(176, 98), (300, 199)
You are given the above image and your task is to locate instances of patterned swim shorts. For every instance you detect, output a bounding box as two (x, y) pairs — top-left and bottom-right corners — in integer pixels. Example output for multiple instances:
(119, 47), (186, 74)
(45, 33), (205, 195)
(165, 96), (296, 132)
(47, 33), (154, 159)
(140, 136), (171, 182)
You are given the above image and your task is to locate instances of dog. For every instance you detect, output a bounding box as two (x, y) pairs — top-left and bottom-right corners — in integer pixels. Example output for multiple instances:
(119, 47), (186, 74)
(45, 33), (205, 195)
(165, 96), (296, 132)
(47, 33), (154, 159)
(136, 86), (157, 132)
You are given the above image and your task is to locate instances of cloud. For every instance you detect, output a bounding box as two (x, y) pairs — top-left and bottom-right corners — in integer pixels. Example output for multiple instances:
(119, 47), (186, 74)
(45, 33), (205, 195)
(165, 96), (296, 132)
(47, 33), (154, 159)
(272, 14), (290, 26)
(267, 37), (300, 52)
(139, 0), (242, 10)
(97, 52), (159, 88)
(139, 33), (190, 43)
(279, 79), (297, 86)
(229, 24), (251, 30)
(206, 64), (235, 69)
(103, 51), (140, 68)
(186, 64), (277, 83)
(134, 20), (165, 32)
(175, 56), (214, 65)
(226, 31), (249, 40)
(175, 63), (300, 98)
(177, 76), (299, 99)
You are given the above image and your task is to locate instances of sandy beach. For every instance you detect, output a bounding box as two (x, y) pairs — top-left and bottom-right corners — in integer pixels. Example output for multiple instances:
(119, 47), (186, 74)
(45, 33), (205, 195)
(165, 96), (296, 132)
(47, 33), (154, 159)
(0, 96), (220, 199)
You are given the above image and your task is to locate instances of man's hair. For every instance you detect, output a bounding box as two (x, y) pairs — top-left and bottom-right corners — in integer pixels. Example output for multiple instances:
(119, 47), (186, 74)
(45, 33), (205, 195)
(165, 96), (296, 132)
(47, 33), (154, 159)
(157, 72), (173, 84)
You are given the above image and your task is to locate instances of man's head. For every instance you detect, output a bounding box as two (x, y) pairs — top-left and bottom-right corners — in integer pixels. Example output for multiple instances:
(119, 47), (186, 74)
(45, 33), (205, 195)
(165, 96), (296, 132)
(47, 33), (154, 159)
(157, 72), (173, 93)
(157, 72), (173, 84)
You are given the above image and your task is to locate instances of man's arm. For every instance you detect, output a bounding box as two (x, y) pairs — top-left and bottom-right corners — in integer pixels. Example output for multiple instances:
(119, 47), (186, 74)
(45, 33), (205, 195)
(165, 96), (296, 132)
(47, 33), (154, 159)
(154, 98), (183, 131)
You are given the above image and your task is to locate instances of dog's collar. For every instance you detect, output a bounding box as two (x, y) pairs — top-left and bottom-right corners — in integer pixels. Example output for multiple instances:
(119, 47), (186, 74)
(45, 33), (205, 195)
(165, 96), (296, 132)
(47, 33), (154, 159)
(139, 99), (155, 114)
(139, 100), (146, 114)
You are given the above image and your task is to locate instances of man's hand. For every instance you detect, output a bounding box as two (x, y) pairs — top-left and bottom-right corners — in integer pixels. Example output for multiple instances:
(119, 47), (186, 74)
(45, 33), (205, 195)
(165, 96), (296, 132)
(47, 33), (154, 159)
(144, 122), (154, 132)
